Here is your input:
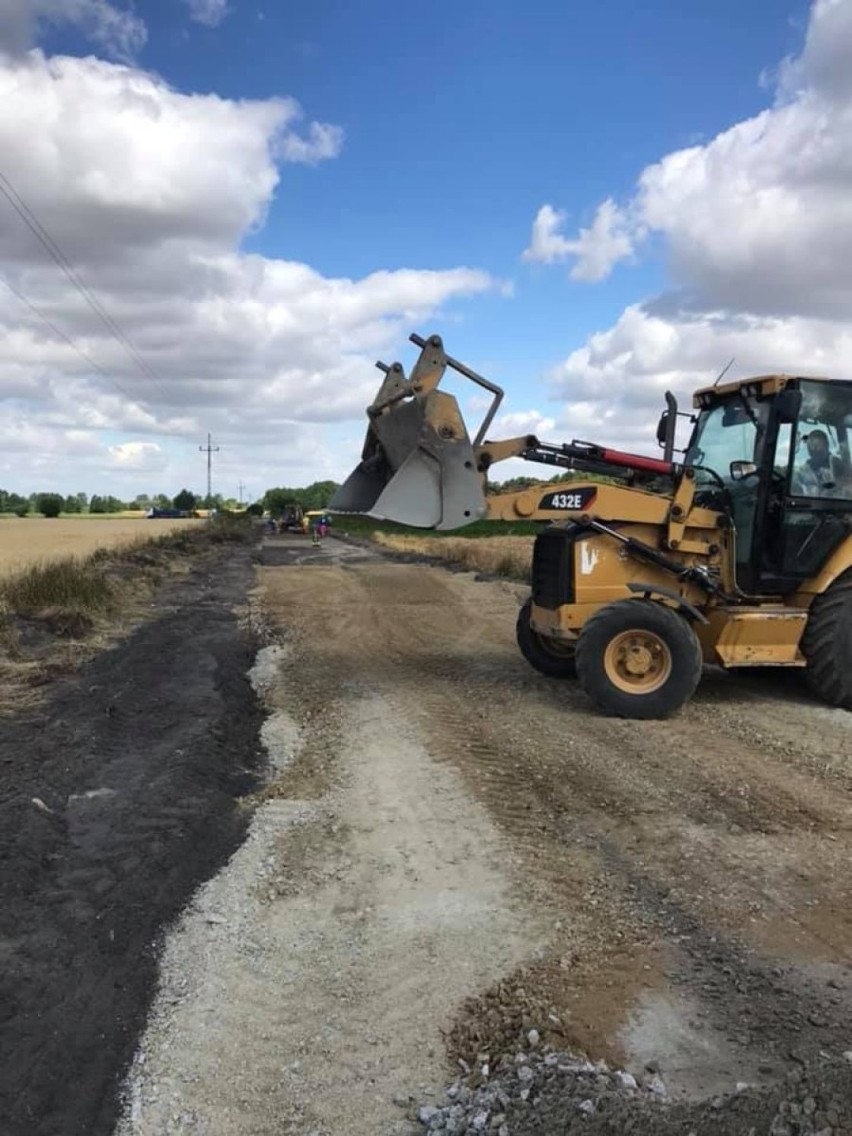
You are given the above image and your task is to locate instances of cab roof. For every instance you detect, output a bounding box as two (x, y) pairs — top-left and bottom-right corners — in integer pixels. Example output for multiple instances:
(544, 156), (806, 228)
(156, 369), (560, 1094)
(692, 373), (838, 408)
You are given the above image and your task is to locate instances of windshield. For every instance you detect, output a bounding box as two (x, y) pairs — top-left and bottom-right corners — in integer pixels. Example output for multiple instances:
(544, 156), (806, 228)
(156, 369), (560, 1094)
(685, 396), (769, 486)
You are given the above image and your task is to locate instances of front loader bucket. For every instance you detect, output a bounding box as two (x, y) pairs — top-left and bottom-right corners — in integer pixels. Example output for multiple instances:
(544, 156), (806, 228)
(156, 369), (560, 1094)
(331, 389), (487, 530)
(331, 334), (501, 531)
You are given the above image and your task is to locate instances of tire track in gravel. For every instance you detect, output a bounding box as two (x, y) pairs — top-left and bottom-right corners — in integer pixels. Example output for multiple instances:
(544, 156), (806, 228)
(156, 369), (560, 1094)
(261, 549), (852, 1100)
(116, 544), (545, 1136)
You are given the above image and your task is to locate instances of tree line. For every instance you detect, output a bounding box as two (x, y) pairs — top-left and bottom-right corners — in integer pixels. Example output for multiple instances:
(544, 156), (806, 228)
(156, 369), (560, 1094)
(0, 488), (230, 518)
(1, 470), (612, 520)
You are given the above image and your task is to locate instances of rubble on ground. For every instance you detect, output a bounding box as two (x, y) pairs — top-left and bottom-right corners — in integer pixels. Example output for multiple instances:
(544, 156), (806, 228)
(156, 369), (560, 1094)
(409, 1044), (852, 1136)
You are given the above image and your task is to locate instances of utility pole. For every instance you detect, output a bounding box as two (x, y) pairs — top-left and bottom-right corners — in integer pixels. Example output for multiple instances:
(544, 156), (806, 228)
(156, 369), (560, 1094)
(199, 433), (220, 505)
(238, 480), (245, 505)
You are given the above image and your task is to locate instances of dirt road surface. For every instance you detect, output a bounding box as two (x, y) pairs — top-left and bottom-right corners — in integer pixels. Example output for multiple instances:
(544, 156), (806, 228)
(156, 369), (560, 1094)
(116, 533), (851, 1136)
(3, 531), (849, 1136)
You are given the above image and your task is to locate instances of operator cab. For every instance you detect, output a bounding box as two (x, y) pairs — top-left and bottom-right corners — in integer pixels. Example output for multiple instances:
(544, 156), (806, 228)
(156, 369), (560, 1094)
(684, 376), (852, 595)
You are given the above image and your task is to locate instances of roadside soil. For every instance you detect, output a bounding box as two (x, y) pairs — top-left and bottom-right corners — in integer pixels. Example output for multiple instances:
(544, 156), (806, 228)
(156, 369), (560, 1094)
(0, 541), (264, 1136)
(119, 533), (851, 1135)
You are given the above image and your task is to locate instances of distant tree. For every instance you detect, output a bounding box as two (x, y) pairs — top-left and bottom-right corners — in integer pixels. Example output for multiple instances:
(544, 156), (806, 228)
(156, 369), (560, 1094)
(173, 488), (197, 511)
(0, 490), (31, 514)
(153, 493), (172, 510)
(36, 492), (64, 518)
(263, 481), (340, 514)
(263, 488), (300, 515)
(302, 480), (340, 510)
(245, 502), (263, 517)
(130, 494), (151, 510)
(63, 494), (82, 514)
(90, 494), (126, 513)
(75, 492), (88, 511)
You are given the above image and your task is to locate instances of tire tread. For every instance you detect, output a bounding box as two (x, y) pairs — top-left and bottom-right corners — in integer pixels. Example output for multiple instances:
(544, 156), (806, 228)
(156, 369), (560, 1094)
(801, 572), (852, 708)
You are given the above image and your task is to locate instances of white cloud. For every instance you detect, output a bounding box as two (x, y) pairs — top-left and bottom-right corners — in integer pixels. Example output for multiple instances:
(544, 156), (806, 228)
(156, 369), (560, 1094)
(527, 0), (852, 455)
(276, 120), (344, 164)
(0, 0), (147, 60)
(0, 49), (497, 498)
(0, 52), (339, 257)
(522, 201), (635, 282)
(183, 0), (230, 29)
(492, 409), (557, 438)
(106, 441), (167, 472)
(523, 0), (852, 307)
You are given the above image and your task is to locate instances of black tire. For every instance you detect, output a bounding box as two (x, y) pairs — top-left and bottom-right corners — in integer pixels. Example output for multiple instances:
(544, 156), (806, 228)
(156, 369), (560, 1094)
(516, 598), (577, 678)
(575, 598), (703, 719)
(801, 571), (852, 709)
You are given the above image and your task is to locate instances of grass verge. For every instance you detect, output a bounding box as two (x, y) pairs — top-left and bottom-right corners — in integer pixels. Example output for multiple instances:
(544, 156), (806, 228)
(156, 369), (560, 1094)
(0, 558), (114, 616)
(0, 513), (258, 712)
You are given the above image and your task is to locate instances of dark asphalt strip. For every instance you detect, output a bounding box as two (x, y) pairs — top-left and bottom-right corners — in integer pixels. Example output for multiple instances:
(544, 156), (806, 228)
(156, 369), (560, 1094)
(0, 545), (265, 1136)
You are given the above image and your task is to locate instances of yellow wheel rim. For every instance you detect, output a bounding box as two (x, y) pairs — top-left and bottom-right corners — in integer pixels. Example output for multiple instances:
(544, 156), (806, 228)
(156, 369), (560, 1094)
(603, 629), (672, 694)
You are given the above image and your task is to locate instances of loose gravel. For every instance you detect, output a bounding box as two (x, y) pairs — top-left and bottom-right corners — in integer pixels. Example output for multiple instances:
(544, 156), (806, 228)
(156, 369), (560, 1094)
(411, 1046), (852, 1135)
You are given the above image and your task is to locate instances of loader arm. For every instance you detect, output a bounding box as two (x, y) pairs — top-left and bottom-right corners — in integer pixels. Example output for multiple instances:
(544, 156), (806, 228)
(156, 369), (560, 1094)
(330, 332), (704, 552)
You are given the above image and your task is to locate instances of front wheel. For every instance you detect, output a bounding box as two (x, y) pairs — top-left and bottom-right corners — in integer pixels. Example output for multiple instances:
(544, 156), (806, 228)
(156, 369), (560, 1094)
(516, 598), (576, 678)
(575, 599), (703, 719)
(801, 571), (852, 709)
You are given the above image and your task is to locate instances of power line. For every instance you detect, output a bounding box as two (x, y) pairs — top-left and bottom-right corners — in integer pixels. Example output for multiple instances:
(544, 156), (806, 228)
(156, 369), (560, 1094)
(0, 271), (142, 406)
(0, 167), (172, 403)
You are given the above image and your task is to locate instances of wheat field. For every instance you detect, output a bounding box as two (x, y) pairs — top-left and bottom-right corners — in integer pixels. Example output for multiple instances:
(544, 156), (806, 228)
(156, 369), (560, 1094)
(0, 517), (202, 578)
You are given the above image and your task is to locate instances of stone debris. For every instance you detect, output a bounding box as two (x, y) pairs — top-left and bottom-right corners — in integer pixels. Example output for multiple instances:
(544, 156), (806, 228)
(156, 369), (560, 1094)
(407, 1046), (852, 1136)
(408, 1048), (655, 1133)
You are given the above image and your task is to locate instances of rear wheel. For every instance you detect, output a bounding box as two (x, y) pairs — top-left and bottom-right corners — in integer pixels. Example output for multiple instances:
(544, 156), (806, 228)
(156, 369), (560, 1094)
(801, 571), (852, 709)
(516, 598), (576, 678)
(575, 599), (703, 719)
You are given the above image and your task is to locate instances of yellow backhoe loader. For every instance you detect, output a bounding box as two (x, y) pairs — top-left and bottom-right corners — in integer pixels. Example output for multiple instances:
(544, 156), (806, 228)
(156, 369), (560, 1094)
(331, 333), (852, 719)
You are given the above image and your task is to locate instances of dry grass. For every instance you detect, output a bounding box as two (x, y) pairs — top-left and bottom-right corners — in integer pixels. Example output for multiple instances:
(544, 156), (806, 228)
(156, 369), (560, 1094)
(372, 532), (532, 581)
(0, 517), (201, 578)
(0, 515), (253, 715)
(1, 557), (114, 616)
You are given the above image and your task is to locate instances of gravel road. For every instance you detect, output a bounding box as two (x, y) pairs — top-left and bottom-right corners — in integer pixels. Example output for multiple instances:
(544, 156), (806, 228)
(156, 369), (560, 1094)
(117, 532), (852, 1135)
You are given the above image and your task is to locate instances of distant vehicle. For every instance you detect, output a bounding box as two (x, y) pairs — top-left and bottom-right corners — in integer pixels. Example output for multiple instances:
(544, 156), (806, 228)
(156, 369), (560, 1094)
(278, 504), (305, 532)
(146, 508), (196, 519)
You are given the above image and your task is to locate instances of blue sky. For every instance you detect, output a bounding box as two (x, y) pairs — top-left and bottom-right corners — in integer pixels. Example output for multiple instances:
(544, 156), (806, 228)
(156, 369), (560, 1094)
(1, 0), (846, 500)
(132, 0), (809, 374)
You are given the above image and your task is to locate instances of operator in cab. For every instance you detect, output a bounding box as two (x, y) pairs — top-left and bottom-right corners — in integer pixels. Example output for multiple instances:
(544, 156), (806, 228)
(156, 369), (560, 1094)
(792, 429), (851, 497)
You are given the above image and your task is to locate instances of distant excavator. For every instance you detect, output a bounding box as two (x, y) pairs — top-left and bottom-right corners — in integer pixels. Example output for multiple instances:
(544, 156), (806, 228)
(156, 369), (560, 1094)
(331, 333), (852, 719)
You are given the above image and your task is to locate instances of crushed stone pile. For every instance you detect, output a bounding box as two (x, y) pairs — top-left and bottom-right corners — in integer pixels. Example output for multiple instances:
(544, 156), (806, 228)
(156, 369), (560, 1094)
(409, 1043), (852, 1136)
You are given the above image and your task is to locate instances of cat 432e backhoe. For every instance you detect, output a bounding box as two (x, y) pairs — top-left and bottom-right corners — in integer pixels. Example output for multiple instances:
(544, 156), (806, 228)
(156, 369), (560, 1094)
(330, 334), (852, 719)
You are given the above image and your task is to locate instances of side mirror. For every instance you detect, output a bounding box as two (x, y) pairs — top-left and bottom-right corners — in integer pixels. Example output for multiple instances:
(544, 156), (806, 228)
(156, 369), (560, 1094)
(730, 460), (758, 481)
(656, 412), (670, 446)
(776, 388), (802, 424)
